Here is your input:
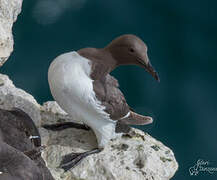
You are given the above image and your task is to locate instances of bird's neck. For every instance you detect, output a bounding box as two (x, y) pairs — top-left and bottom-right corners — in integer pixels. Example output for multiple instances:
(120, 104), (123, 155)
(77, 48), (118, 79)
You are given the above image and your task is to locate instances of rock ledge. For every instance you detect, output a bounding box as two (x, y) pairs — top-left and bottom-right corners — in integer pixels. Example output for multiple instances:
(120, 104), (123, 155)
(40, 101), (178, 180)
(0, 75), (178, 180)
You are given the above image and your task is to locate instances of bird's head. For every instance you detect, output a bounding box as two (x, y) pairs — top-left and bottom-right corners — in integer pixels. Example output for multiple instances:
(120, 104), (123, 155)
(105, 34), (160, 82)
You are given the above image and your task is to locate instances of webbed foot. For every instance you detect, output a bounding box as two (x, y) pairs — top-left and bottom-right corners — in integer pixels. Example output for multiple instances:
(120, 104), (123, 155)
(60, 148), (102, 171)
(42, 122), (90, 131)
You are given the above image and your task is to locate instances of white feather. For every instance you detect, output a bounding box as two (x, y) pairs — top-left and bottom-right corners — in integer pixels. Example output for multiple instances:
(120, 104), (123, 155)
(48, 51), (119, 148)
(119, 111), (130, 120)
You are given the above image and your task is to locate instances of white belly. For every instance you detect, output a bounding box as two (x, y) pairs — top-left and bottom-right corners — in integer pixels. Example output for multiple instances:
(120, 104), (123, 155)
(48, 51), (119, 148)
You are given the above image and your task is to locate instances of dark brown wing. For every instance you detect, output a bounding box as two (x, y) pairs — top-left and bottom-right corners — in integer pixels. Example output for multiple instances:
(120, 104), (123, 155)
(93, 74), (153, 127)
(93, 74), (130, 120)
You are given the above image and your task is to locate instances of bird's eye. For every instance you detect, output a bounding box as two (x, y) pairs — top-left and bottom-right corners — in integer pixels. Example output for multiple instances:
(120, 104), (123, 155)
(129, 48), (134, 53)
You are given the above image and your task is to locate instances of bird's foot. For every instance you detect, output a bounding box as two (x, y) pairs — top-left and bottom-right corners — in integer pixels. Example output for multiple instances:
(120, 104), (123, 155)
(60, 148), (102, 171)
(42, 122), (90, 131)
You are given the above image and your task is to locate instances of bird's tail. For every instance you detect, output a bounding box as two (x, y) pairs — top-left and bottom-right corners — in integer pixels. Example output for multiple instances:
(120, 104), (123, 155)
(119, 111), (153, 125)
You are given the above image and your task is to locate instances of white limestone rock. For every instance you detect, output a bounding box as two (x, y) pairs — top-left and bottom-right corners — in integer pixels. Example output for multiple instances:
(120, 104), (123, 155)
(0, 73), (41, 126)
(0, 0), (23, 66)
(0, 74), (178, 179)
(40, 101), (78, 126)
(40, 102), (178, 180)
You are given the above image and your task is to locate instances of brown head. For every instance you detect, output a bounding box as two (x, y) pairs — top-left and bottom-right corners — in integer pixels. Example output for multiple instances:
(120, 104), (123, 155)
(104, 34), (160, 82)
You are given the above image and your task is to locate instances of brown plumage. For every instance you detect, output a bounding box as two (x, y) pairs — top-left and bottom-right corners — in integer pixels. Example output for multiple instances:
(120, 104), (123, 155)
(78, 34), (159, 127)
(45, 34), (160, 171)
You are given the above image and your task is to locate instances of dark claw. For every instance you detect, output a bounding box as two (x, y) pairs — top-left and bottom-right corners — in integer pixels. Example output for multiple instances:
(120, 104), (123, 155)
(60, 148), (102, 171)
(42, 122), (90, 131)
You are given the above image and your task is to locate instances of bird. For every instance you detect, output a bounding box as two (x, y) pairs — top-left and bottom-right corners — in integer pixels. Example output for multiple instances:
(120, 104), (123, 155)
(44, 34), (159, 171)
(0, 108), (54, 180)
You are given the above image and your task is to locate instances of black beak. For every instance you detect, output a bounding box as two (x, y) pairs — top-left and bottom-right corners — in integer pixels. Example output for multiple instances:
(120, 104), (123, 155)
(137, 57), (160, 82)
(145, 62), (160, 82)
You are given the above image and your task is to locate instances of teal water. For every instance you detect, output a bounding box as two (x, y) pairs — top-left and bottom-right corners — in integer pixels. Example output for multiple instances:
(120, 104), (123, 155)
(1, 0), (217, 179)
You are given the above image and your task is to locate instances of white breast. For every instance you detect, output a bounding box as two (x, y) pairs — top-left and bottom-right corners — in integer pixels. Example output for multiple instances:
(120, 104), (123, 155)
(48, 51), (119, 148)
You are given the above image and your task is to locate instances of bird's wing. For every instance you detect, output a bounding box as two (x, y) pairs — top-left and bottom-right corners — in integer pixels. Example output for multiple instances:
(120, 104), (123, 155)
(93, 74), (153, 125)
(93, 74), (129, 120)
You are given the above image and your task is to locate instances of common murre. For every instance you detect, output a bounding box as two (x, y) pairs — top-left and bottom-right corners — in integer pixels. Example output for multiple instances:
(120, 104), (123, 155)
(44, 34), (159, 171)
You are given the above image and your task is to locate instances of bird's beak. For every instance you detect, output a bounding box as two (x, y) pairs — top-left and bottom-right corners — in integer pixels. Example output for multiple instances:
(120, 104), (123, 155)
(137, 56), (160, 82)
(145, 61), (160, 82)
